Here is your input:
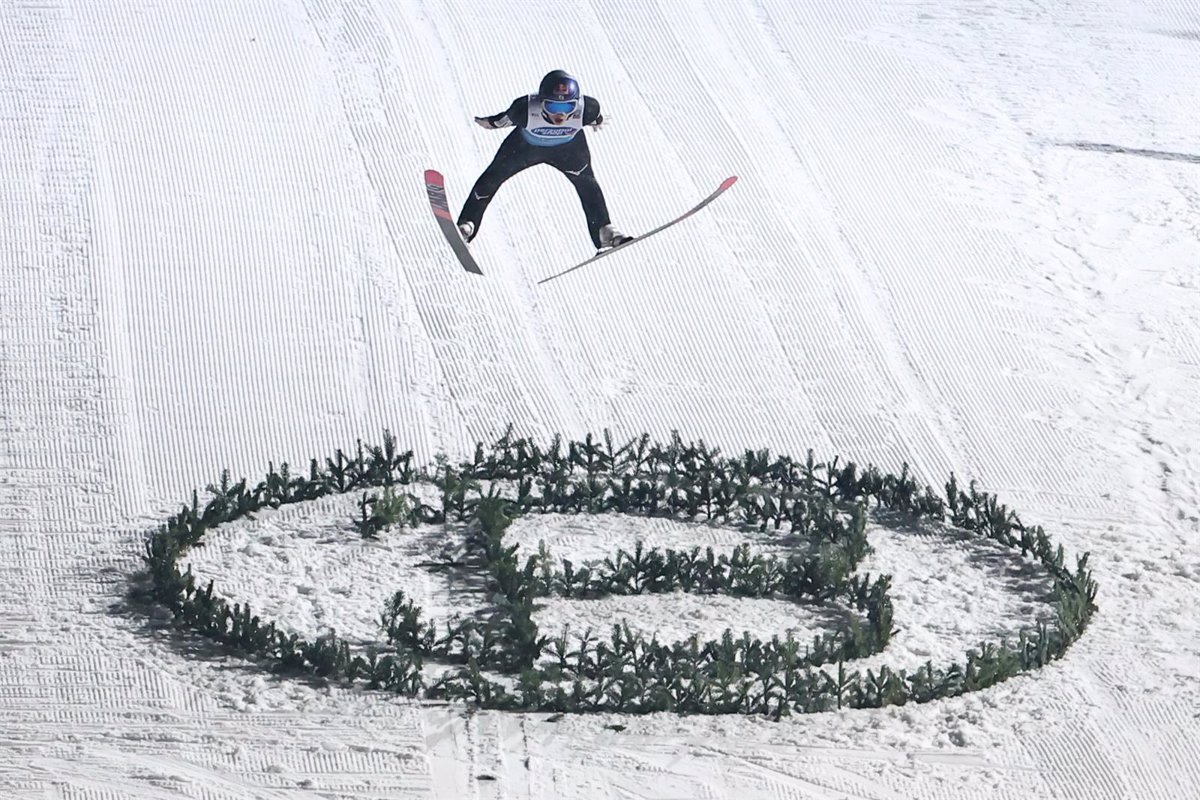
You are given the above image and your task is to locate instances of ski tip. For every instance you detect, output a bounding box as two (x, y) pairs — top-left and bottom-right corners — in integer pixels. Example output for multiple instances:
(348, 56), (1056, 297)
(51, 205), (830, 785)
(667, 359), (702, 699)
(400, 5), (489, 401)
(720, 175), (738, 190)
(424, 169), (444, 184)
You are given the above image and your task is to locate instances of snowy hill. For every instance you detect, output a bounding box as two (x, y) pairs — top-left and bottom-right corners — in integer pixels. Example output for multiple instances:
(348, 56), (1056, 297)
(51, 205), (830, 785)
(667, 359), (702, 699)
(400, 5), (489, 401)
(2, 0), (1198, 798)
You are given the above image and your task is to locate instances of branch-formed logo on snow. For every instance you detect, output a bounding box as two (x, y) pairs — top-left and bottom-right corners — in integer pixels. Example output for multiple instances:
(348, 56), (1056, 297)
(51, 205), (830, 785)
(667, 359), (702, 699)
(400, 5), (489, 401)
(139, 429), (1098, 717)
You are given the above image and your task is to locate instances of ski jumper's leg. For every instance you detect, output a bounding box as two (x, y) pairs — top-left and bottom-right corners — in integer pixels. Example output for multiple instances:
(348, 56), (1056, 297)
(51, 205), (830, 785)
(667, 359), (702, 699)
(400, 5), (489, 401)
(548, 135), (611, 249)
(457, 132), (537, 240)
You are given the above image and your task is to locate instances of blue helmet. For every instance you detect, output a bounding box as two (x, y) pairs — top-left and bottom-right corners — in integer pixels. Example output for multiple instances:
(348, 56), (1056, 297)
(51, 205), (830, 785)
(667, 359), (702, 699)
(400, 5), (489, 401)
(538, 70), (580, 116)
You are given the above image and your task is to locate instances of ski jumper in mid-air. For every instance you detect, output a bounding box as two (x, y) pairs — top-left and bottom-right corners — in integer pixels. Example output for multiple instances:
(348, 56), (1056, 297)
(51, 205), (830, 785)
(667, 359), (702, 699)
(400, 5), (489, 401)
(456, 70), (634, 252)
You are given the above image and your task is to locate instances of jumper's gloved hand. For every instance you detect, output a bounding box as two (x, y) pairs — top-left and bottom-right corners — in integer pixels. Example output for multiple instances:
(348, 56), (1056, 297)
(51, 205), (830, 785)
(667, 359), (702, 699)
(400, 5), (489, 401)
(475, 115), (512, 129)
(589, 113), (608, 131)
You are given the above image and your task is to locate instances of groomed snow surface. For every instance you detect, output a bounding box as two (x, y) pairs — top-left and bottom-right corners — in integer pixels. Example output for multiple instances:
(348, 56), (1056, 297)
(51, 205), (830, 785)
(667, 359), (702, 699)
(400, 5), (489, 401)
(3, 0), (1199, 798)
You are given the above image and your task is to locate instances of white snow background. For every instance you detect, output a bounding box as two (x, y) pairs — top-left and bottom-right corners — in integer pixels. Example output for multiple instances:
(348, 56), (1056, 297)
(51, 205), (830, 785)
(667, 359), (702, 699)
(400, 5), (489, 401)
(3, 0), (1199, 798)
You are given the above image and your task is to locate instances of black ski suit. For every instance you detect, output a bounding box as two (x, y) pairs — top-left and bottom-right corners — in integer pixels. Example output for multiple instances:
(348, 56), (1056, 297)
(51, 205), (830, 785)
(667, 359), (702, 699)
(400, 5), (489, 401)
(457, 95), (612, 249)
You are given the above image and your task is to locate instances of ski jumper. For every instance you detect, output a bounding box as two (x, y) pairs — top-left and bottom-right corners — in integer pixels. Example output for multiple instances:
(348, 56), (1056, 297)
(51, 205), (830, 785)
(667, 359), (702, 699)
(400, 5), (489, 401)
(457, 94), (612, 249)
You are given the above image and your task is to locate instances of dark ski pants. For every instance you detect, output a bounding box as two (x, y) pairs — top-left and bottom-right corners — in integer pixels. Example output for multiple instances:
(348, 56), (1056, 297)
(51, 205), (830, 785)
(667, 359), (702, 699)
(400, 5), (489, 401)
(457, 131), (612, 249)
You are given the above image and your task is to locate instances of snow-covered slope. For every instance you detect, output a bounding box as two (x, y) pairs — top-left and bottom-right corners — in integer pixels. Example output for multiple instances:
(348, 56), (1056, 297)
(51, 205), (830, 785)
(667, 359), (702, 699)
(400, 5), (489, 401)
(2, 0), (1198, 797)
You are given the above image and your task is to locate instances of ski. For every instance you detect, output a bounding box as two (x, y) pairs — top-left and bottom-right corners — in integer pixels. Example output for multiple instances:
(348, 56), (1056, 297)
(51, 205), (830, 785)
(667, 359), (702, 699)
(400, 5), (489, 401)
(536, 175), (738, 285)
(424, 169), (483, 275)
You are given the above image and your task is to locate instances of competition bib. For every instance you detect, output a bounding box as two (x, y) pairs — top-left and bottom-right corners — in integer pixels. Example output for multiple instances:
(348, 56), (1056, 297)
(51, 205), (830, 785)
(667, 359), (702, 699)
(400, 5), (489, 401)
(521, 93), (584, 147)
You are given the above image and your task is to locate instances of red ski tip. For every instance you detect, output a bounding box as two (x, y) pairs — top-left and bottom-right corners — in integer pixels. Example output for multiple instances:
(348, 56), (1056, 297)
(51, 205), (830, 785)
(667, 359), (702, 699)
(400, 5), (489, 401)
(424, 169), (444, 185)
(720, 176), (738, 190)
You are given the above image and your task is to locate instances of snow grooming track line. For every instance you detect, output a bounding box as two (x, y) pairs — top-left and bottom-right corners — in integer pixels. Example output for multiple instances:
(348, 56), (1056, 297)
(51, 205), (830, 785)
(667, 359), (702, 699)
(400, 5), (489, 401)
(717, 749), (901, 800)
(1024, 704), (1133, 800)
(573, 0), (831, 453)
(752, 0), (1083, 495)
(894, 15), (1200, 794)
(5, 1), (1198, 799)
(412, 0), (592, 437)
(1070, 656), (1195, 800)
(303, 0), (561, 449)
(618, 0), (853, 458)
(1, 0), (139, 747)
(588, 0), (941, 466)
(344, 0), (585, 445)
(295, 0), (469, 453)
(75, 0), (451, 484)
(0, 3), (176, 795)
(761, 0), (1074, 491)
(740, 0), (967, 482)
(433, 1), (624, 437)
(424, 709), (534, 800)
(98, 748), (313, 800)
(69, 0), (152, 518)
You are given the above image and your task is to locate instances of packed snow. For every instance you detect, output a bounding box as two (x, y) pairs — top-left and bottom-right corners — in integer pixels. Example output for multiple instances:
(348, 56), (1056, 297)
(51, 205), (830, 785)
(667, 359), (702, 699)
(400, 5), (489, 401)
(3, 0), (1198, 798)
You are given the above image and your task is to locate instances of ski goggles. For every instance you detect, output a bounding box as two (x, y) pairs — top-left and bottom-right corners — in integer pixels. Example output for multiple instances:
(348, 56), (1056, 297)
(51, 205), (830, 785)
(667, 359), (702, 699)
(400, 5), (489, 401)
(542, 99), (578, 115)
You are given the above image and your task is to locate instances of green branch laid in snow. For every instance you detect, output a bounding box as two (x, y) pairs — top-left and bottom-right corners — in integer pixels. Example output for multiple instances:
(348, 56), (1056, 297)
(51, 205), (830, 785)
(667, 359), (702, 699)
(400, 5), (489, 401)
(138, 427), (1098, 718)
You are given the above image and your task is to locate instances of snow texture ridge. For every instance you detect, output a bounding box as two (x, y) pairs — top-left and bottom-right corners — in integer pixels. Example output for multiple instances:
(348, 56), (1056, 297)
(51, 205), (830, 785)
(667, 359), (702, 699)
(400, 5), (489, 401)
(2, 0), (1198, 797)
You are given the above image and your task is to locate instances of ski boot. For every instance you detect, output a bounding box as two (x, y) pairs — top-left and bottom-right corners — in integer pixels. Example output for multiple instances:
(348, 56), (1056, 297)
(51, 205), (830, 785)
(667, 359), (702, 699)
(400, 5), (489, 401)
(598, 223), (634, 252)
